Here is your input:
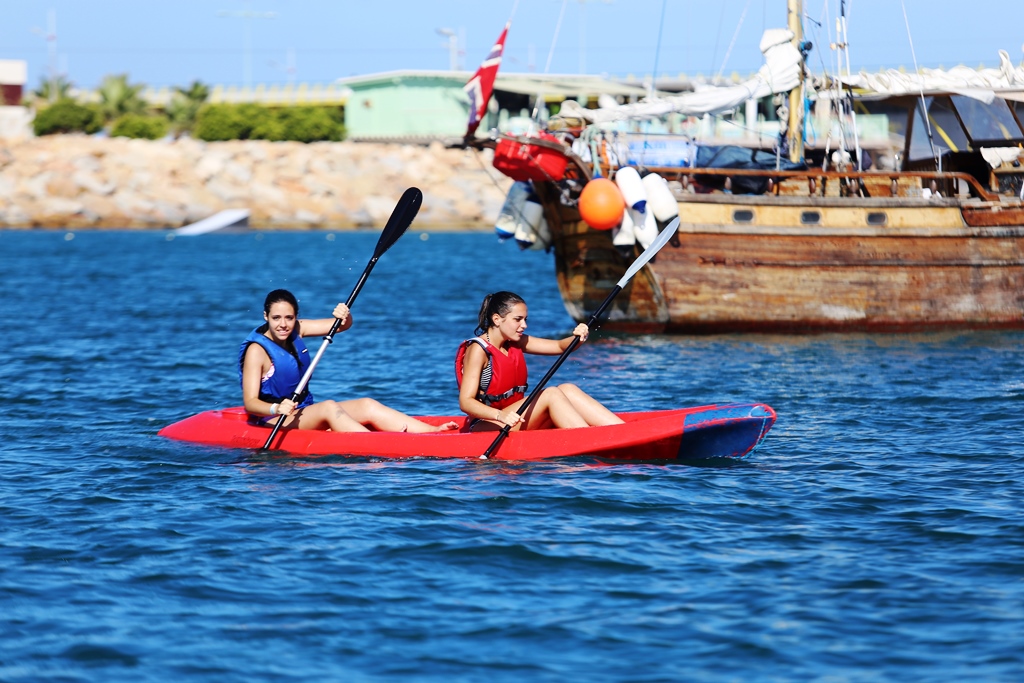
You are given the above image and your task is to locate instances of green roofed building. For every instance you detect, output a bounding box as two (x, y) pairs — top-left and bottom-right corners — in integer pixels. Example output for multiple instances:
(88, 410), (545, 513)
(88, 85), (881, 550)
(336, 70), (656, 142)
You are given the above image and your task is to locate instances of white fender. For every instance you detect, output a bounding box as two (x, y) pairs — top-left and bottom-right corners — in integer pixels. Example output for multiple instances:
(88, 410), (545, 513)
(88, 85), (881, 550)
(612, 208), (636, 248)
(513, 196), (545, 250)
(614, 166), (647, 214)
(633, 207), (659, 250)
(642, 172), (679, 222)
(494, 181), (533, 241)
(529, 214), (552, 251)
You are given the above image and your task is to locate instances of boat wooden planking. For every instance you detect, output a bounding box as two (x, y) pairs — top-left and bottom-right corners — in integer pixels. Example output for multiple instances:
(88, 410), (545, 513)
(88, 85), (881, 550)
(535, 167), (1024, 334)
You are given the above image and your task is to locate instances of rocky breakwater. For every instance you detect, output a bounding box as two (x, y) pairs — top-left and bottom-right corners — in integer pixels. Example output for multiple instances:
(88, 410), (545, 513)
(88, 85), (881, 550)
(0, 136), (514, 230)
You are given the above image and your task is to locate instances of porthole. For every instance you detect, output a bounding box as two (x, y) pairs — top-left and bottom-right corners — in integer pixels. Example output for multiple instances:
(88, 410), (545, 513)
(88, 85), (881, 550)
(800, 210), (821, 224)
(733, 209), (754, 223)
(867, 212), (888, 226)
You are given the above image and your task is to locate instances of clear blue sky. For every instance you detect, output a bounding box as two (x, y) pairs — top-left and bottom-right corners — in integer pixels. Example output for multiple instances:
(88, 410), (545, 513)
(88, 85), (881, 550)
(2, 0), (1022, 91)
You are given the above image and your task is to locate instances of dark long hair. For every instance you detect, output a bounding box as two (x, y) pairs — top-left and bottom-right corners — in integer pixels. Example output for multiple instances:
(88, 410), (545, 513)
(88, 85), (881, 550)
(258, 290), (301, 355)
(475, 291), (525, 335)
(263, 289), (299, 317)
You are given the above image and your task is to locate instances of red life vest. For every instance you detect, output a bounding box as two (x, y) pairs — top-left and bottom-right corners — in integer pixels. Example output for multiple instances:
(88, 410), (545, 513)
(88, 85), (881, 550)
(455, 337), (529, 409)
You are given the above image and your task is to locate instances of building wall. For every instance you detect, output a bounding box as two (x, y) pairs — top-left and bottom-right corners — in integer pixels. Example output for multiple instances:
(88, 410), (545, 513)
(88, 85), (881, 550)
(0, 60), (27, 106)
(345, 78), (469, 140)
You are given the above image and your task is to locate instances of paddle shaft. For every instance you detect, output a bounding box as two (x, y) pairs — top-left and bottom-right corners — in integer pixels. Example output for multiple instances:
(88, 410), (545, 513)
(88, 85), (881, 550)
(480, 216), (680, 460)
(479, 286), (618, 460)
(261, 188), (421, 450)
(286, 258), (375, 396)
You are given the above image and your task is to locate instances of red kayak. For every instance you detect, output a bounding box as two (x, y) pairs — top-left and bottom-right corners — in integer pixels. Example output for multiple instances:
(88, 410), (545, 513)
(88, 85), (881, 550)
(158, 403), (776, 461)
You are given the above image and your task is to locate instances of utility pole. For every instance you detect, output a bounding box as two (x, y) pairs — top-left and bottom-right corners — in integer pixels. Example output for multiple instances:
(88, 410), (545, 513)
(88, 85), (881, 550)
(31, 9), (58, 102)
(218, 1), (277, 89)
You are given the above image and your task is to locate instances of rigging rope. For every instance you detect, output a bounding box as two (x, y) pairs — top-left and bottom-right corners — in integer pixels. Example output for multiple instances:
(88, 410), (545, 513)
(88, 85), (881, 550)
(530, 0), (569, 124)
(715, 0), (753, 84)
(900, 0), (939, 166)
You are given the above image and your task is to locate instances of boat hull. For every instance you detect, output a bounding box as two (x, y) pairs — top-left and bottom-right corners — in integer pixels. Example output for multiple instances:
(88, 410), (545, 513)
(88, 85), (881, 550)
(158, 403), (776, 461)
(536, 184), (1024, 333)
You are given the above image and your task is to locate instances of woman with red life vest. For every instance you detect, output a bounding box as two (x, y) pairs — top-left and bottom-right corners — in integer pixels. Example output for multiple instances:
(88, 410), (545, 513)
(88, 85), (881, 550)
(456, 291), (624, 432)
(241, 289), (458, 433)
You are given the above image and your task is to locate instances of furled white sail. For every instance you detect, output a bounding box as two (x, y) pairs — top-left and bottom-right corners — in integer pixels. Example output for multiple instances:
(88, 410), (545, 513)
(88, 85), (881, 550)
(558, 29), (803, 123)
(838, 50), (1024, 104)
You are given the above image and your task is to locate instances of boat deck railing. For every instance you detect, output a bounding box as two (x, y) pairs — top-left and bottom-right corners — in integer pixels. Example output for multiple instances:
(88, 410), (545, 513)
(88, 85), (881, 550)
(474, 132), (1013, 203)
(635, 167), (1001, 202)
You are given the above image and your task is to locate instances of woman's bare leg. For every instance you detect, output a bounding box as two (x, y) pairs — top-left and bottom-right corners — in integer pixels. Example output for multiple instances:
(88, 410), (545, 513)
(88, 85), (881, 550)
(468, 388), (588, 432)
(520, 387), (589, 430)
(557, 383), (624, 426)
(289, 400), (370, 433)
(340, 397), (458, 433)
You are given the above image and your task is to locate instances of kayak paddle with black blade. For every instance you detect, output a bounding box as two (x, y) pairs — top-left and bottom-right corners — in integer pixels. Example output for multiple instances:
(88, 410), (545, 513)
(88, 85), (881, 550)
(262, 187), (423, 451)
(480, 216), (681, 460)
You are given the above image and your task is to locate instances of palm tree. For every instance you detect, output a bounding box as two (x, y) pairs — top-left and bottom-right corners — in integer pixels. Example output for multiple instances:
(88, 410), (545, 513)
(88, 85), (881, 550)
(166, 80), (210, 137)
(30, 74), (73, 105)
(96, 73), (147, 123)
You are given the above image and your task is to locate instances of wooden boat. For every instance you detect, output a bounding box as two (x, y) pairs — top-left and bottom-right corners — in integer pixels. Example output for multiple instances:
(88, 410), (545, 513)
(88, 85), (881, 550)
(158, 403), (776, 461)
(476, 0), (1024, 333)
(524, 150), (1024, 334)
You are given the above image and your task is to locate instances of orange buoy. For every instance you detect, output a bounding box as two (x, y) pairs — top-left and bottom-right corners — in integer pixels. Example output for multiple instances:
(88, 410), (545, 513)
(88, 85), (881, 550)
(578, 178), (626, 230)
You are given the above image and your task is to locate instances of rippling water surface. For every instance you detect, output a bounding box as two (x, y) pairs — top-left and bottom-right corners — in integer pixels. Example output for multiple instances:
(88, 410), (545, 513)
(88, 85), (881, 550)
(2, 230), (1023, 682)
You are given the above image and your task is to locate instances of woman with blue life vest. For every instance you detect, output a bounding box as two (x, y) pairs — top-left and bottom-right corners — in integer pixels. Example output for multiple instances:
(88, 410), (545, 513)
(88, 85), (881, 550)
(241, 289), (458, 433)
(456, 291), (624, 432)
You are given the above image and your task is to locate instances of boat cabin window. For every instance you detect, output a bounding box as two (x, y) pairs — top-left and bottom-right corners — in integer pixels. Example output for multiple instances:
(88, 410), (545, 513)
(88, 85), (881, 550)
(908, 99), (936, 161)
(733, 209), (754, 223)
(866, 212), (887, 226)
(909, 95), (1024, 162)
(951, 95), (1024, 146)
(929, 98), (970, 152)
(1013, 100), (1024, 124)
(800, 211), (821, 224)
(909, 97), (969, 160)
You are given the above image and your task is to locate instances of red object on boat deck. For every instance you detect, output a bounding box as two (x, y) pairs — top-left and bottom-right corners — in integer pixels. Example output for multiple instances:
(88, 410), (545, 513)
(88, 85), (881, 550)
(493, 132), (569, 182)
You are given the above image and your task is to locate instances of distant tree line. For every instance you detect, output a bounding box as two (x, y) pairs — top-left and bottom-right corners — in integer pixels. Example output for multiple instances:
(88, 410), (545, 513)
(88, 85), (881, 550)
(28, 74), (346, 142)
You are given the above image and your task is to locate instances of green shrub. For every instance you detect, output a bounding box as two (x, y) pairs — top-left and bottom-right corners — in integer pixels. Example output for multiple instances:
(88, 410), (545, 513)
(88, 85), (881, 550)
(194, 103), (344, 142)
(193, 104), (247, 141)
(251, 116), (286, 141)
(277, 106), (343, 143)
(236, 103), (276, 139)
(32, 99), (103, 136)
(110, 113), (169, 139)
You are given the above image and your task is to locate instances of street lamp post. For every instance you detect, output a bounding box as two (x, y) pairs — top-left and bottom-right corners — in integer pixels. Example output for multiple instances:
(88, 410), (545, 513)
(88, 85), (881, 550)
(436, 28), (459, 71)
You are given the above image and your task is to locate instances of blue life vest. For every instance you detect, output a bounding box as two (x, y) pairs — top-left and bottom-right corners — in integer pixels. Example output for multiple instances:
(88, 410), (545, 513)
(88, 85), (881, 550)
(238, 326), (315, 409)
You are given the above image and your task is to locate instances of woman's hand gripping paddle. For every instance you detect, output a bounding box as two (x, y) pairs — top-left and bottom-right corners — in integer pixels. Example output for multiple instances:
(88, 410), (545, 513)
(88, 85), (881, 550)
(261, 187), (423, 451)
(480, 216), (681, 460)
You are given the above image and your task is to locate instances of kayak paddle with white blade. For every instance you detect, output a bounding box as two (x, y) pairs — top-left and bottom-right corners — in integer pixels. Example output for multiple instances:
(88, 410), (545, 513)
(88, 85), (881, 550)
(480, 215), (681, 459)
(261, 187), (423, 451)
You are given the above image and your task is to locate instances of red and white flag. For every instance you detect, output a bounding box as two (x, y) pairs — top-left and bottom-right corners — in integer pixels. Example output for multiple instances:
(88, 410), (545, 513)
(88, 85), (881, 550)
(464, 23), (509, 138)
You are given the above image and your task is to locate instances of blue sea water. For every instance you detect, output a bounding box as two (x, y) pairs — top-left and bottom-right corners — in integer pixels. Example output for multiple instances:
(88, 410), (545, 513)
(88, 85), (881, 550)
(1, 229), (1023, 682)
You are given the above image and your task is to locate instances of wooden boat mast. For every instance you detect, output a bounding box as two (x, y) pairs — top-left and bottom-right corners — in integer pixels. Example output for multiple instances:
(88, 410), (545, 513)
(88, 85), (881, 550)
(787, 0), (805, 163)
